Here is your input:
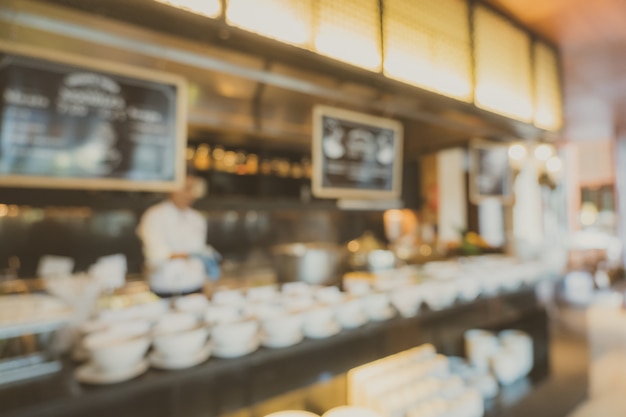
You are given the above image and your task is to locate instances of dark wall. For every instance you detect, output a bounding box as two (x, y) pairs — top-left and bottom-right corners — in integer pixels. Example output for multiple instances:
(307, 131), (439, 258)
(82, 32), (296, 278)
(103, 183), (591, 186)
(0, 187), (386, 278)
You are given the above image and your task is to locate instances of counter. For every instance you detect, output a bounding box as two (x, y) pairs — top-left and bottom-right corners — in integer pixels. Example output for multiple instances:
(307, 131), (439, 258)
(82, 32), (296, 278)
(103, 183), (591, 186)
(1, 287), (552, 417)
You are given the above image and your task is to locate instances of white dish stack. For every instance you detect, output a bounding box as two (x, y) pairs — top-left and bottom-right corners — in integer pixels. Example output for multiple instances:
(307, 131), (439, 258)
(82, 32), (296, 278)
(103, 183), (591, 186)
(348, 344), (484, 417)
(464, 329), (534, 387)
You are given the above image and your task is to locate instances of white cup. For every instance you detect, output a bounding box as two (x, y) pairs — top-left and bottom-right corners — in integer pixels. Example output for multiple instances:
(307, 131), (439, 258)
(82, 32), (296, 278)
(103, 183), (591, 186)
(205, 305), (243, 325)
(212, 289), (245, 306)
(499, 330), (533, 377)
(84, 331), (150, 373)
(304, 306), (334, 331)
(212, 320), (259, 348)
(335, 298), (366, 328)
(261, 314), (303, 341)
(363, 293), (391, 319)
(464, 329), (499, 373)
(154, 313), (197, 334)
(247, 285), (279, 302)
(491, 349), (523, 386)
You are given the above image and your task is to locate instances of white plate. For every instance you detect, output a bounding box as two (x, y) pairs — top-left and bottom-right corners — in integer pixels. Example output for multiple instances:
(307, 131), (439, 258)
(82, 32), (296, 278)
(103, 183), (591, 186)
(149, 343), (211, 370)
(304, 321), (341, 339)
(75, 359), (149, 385)
(368, 306), (396, 322)
(261, 332), (304, 349)
(213, 337), (260, 359)
(338, 314), (368, 329)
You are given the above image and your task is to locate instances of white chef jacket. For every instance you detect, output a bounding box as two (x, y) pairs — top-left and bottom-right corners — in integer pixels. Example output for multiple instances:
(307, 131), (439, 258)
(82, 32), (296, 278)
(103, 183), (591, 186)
(137, 200), (210, 294)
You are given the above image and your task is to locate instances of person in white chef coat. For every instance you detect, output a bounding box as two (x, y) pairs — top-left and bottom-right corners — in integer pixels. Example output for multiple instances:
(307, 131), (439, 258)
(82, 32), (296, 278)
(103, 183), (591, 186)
(137, 174), (220, 297)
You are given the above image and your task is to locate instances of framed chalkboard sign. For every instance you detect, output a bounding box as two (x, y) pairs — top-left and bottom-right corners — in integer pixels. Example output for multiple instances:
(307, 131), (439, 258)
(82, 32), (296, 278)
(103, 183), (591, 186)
(312, 106), (403, 200)
(469, 139), (513, 204)
(0, 41), (187, 191)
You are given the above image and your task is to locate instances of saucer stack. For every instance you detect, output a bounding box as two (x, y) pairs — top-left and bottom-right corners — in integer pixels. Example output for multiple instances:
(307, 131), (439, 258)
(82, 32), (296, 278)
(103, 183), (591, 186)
(77, 324), (151, 385)
(261, 313), (304, 349)
(303, 306), (340, 339)
(150, 313), (210, 370)
(211, 320), (260, 358)
(335, 298), (368, 329)
(362, 293), (395, 322)
(464, 328), (534, 386)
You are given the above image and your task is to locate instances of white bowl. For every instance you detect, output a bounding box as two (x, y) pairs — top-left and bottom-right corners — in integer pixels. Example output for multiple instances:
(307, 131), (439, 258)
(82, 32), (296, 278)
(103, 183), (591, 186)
(304, 306), (334, 329)
(335, 299), (367, 328)
(107, 320), (152, 338)
(205, 305), (243, 325)
(247, 286), (279, 302)
(282, 295), (316, 313)
(212, 320), (259, 347)
(212, 289), (245, 306)
(98, 307), (139, 322)
(84, 331), (150, 373)
(344, 280), (372, 296)
(262, 314), (303, 339)
(133, 300), (169, 320)
(315, 286), (345, 305)
(362, 293), (391, 317)
(153, 324), (209, 359)
(282, 282), (314, 296)
(154, 312), (197, 334)
(390, 286), (422, 318)
(242, 303), (285, 321)
(174, 294), (209, 313)
(464, 329), (499, 373)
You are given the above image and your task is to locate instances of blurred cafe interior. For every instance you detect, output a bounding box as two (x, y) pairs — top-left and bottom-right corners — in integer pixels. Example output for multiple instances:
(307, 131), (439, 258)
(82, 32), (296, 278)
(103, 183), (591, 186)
(1, 0), (625, 417)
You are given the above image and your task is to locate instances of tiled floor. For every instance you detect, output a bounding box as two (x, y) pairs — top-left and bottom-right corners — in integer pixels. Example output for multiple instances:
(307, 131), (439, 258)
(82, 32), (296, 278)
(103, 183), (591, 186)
(567, 299), (626, 417)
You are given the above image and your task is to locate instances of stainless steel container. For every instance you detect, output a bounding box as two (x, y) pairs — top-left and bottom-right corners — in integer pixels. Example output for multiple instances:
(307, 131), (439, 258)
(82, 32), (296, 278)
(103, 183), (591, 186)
(272, 242), (347, 286)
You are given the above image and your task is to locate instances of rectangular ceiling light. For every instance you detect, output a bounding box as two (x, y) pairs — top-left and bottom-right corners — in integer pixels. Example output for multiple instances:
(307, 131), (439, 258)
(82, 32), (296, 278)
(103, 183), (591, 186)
(383, 0), (473, 102)
(534, 42), (563, 131)
(226, 0), (313, 47)
(313, 0), (382, 71)
(155, 0), (222, 18)
(473, 5), (533, 122)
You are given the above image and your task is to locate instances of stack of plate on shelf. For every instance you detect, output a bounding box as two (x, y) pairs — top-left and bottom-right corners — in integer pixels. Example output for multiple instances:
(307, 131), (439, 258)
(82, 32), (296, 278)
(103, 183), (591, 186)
(150, 313), (210, 370)
(77, 320), (151, 385)
(465, 329), (534, 387)
(211, 320), (259, 358)
(348, 344), (484, 417)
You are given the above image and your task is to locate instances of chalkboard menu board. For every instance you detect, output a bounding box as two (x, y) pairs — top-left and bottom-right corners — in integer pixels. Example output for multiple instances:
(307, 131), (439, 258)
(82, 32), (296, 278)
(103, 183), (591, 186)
(0, 41), (187, 191)
(312, 106), (403, 200)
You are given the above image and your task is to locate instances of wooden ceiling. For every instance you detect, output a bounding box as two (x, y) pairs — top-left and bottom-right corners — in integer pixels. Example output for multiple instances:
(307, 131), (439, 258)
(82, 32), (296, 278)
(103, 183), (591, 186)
(486, 0), (626, 141)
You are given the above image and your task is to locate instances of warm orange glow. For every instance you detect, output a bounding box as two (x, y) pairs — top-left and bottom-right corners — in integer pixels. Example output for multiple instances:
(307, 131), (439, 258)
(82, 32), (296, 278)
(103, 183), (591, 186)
(155, 0), (221, 18)
(383, 0), (473, 101)
(226, 0), (313, 46)
(474, 6), (534, 122)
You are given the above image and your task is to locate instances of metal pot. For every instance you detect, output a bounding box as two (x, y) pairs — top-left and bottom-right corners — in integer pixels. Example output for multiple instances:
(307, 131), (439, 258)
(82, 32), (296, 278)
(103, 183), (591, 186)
(271, 242), (347, 286)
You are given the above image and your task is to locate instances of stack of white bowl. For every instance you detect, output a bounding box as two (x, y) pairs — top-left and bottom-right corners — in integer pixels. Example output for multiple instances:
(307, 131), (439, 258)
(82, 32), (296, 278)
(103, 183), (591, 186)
(361, 293), (395, 321)
(389, 285), (423, 318)
(260, 311), (304, 348)
(464, 329), (534, 386)
(211, 319), (259, 358)
(335, 297), (368, 329)
(77, 320), (152, 384)
(303, 305), (341, 339)
(150, 312), (210, 370)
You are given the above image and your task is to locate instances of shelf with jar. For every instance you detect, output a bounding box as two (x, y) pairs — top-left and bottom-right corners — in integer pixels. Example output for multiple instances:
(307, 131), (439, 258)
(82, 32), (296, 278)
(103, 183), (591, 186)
(188, 142), (310, 195)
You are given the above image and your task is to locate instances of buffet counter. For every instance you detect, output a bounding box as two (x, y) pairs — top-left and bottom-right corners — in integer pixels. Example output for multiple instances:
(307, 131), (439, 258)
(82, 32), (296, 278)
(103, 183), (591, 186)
(0, 287), (550, 417)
